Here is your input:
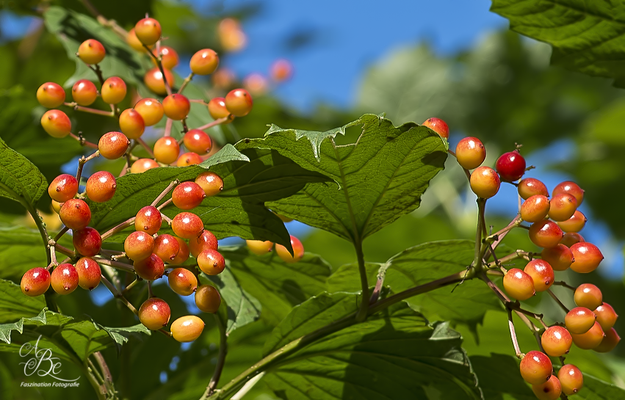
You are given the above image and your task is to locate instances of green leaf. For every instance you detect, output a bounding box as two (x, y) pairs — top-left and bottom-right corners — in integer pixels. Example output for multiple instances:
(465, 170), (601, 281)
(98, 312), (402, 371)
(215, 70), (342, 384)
(490, 0), (625, 87)
(0, 137), (47, 209)
(262, 293), (481, 400)
(221, 245), (332, 325)
(238, 114), (448, 243)
(0, 279), (46, 324)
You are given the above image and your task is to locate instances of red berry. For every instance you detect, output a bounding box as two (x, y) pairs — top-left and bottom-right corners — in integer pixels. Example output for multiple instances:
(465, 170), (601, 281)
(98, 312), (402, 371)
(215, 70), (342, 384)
(75, 257), (101, 290)
(275, 235), (304, 263)
(37, 82), (65, 108)
(171, 237), (190, 265)
(176, 152), (203, 167)
(48, 174), (78, 202)
(594, 303), (618, 331)
(207, 97), (232, 121)
(71, 79), (97, 106)
(553, 181), (584, 206)
(565, 307), (596, 334)
(131, 158), (159, 174)
(495, 150), (526, 182)
(101, 77), (127, 104)
(422, 117), (449, 139)
(170, 315), (204, 342)
(195, 285), (221, 313)
(162, 94), (190, 121)
(41, 109), (71, 138)
(594, 327), (620, 353)
(197, 249), (225, 275)
(529, 220), (563, 249)
(172, 182), (206, 210)
(127, 28), (147, 52)
(153, 234), (180, 262)
(59, 199), (91, 230)
(190, 49), (219, 75)
(98, 131), (129, 159)
(118, 108), (145, 139)
(571, 321), (605, 349)
(531, 375), (562, 400)
(455, 137), (485, 169)
(86, 171), (117, 203)
(73, 227), (102, 257)
(541, 326), (572, 357)
(124, 231), (155, 261)
(560, 232), (584, 247)
(133, 253), (165, 281)
(541, 244), (574, 271)
(520, 195), (550, 222)
(51, 263), (79, 295)
(152, 46), (179, 69)
(183, 129), (212, 155)
(153, 137), (180, 165)
(77, 39), (106, 64)
(171, 212), (204, 239)
(168, 267), (197, 296)
(189, 229), (218, 258)
(224, 88), (253, 117)
(21, 267), (51, 296)
(246, 240), (273, 255)
(519, 350), (552, 385)
(195, 172), (224, 196)
(558, 364), (583, 395)
(503, 268), (535, 301)
(557, 210), (586, 233)
(243, 73), (268, 95)
(470, 166), (500, 199)
(270, 59), (292, 82)
(134, 98), (164, 126)
(135, 206), (162, 235)
(574, 283), (602, 310)
(518, 178), (549, 199)
(570, 242), (603, 273)
(548, 193), (577, 222)
(138, 297), (171, 330)
(523, 259), (554, 292)
(134, 18), (161, 46)
(144, 67), (174, 95)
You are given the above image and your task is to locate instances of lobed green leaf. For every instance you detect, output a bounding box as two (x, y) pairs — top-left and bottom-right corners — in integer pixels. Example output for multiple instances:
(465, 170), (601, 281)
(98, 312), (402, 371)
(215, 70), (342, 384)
(0, 137), (47, 209)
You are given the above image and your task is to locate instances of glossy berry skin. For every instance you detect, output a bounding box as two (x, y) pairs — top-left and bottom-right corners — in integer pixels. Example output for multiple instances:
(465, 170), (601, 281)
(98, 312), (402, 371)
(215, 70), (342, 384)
(518, 178), (549, 199)
(51, 263), (79, 295)
(37, 82), (65, 108)
(574, 283), (603, 310)
(270, 59), (293, 82)
(86, 171), (116, 203)
(59, 199), (91, 230)
(503, 268), (535, 301)
(134, 98), (164, 126)
(560, 232), (584, 247)
(170, 315), (205, 342)
(98, 131), (129, 159)
(495, 150), (526, 182)
(162, 94), (191, 121)
(71, 79), (98, 106)
(529, 220), (563, 249)
(195, 172), (224, 196)
(168, 268), (197, 296)
(523, 259), (554, 292)
(77, 39), (106, 64)
(197, 249), (225, 275)
(176, 152), (203, 167)
(190, 49), (219, 75)
(519, 350), (552, 385)
(153, 234), (180, 261)
(565, 307), (596, 334)
(75, 257), (101, 290)
(570, 242), (603, 273)
(531, 375), (562, 400)
(144, 67), (174, 95)
(541, 326), (572, 357)
(557, 210), (586, 233)
(558, 364), (583, 395)
(118, 108), (145, 139)
(73, 227), (102, 257)
(275, 235), (305, 264)
(131, 158), (159, 174)
(21, 268), (51, 296)
(172, 182), (206, 210)
(124, 231), (155, 261)
(127, 28), (147, 52)
(195, 285), (221, 313)
(133, 253), (165, 281)
(183, 129), (212, 155)
(172, 213), (204, 239)
(571, 321), (605, 349)
(134, 18), (161, 46)
(41, 110), (71, 138)
(594, 327), (620, 353)
(135, 206), (162, 235)
(548, 193), (577, 222)
(225, 88), (253, 117)
(48, 174), (78, 203)
(138, 297), (171, 330)
(469, 166), (500, 199)
(101, 77), (127, 104)
(594, 303), (618, 331)
(171, 237), (190, 265)
(421, 117), (449, 139)
(189, 230), (218, 258)
(455, 137), (485, 169)
(246, 240), (273, 255)
(553, 181), (584, 206)
(153, 137), (180, 164)
(520, 195), (550, 223)
(207, 97), (232, 121)
(152, 46), (179, 69)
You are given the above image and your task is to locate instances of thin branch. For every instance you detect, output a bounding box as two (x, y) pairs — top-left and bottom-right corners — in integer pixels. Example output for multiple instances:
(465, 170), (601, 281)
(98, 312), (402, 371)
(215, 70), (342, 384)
(151, 180), (179, 207)
(201, 314), (228, 398)
(547, 289), (570, 313)
(196, 117), (230, 131)
(100, 275), (138, 315)
(69, 133), (99, 149)
(64, 102), (115, 117)
(136, 137), (155, 158)
(178, 73), (195, 94)
(507, 308), (524, 358)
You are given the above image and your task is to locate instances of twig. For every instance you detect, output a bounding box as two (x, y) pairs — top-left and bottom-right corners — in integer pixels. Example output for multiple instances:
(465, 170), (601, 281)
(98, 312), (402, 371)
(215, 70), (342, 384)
(100, 275), (138, 315)
(69, 133), (99, 149)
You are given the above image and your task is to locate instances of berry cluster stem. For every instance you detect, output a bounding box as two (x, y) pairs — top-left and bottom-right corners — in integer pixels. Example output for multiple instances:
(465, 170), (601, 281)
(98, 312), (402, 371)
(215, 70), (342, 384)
(178, 73), (195, 94)
(204, 314), (228, 397)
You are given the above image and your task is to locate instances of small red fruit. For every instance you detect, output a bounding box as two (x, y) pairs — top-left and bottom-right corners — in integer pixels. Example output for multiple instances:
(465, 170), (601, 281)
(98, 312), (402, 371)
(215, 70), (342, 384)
(558, 364), (583, 395)
(421, 117), (449, 139)
(168, 268), (197, 296)
(574, 283), (602, 310)
(153, 137), (180, 165)
(135, 206), (162, 235)
(98, 131), (129, 159)
(195, 172), (224, 196)
(270, 59), (292, 82)
(531, 375), (562, 400)
(195, 285), (221, 313)
(455, 137), (485, 170)
(48, 174), (78, 203)
(548, 193), (577, 222)
(124, 231), (155, 261)
(541, 326), (572, 357)
(41, 110), (71, 138)
(190, 49), (219, 75)
(224, 88), (253, 117)
(59, 199), (91, 230)
(71, 80), (98, 106)
(553, 181), (584, 206)
(144, 67), (174, 95)
(520, 195), (550, 222)
(101, 77), (127, 104)
(519, 350), (552, 385)
(570, 242), (603, 273)
(75, 257), (101, 290)
(197, 249), (225, 275)
(152, 46), (179, 69)
(571, 321), (605, 350)
(246, 240), (273, 255)
(503, 268), (535, 301)
(153, 234), (180, 261)
(594, 327), (620, 353)
(86, 171), (116, 203)
(176, 152), (203, 167)
(77, 39), (106, 64)
(557, 210), (587, 233)
(51, 263), (79, 295)
(138, 297), (171, 330)
(171, 213), (204, 239)
(134, 18), (162, 46)
(188, 229), (218, 258)
(518, 178), (549, 199)
(37, 82), (65, 108)
(541, 244), (574, 271)
(130, 158), (159, 174)
(72, 227), (102, 257)
(275, 235), (304, 263)
(21, 267), (51, 296)
(162, 94), (190, 121)
(118, 108), (145, 139)
(529, 220), (563, 249)
(133, 253), (165, 281)
(207, 97), (232, 121)
(495, 150), (526, 182)
(134, 98), (164, 126)
(594, 303), (618, 331)
(565, 307), (596, 334)
(470, 166), (500, 199)
(171, 237), (190, 264)
(183, 129), (212, 155)
(170, 315), (204, 342)
(172, 182), (206, 210)
(523, 259), (554, 292)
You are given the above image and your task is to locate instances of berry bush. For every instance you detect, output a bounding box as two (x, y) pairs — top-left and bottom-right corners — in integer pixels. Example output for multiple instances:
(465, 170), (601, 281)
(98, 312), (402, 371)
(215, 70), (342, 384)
(0, 1), (624, 400)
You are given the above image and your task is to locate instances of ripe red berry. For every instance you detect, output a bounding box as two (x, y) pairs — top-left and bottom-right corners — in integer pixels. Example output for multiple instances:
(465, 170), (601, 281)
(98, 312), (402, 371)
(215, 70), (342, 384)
(548, 193), (577, 222)
(529, 220), (563, 249)
(519, 350), (552, 385)
(195, 172), (224, 196)
(86, 171), (117, 203)
(171, 237), (190, 264)
(495, 150), (526, 182)
(152, 46), (179, 69)
(195, 285), (221, 313)
(225, 88), (253, 117)
(172, 182), (206, 210)
(71, 79), (98, 106)
(207, 97), (232, 121)
(124, 231), (155, 261)
(168, 267), (197, 296)
(59, 199), (91, 230)
(153, 233), (181, 261)
(422, 117), (449, 139)
(470, 166), (500, 199)
(118, 108), (145, 139)
(557, 210), (586, 233)
(51, 263), (79, 295)
(162, 94), (190, 121)
(135, 206), (162, 235)
(565, 307), (596, 334)
(48, 174), (78, 203)
(270, 59), (292, 82)
(98, 131), (129, 159)
(520, 195), (550, 222)
(455, 137), (486, 169)
(518, 178), (549, 199)
(188, 229), (218, 258)
(197, 249), (225, 275)
(571, 321), (605, 350)
(170, 315), (204, 342)
(144, 67), (174, 95)
(127, 28), (148, 52)
(138, 297), (171, 330)
(131, 158), (159, 174)
(541, 326), (572, 357)
(73, 227), (102, 257)
(531, 375), (562, 400)
(503, 268), (535, 301)
(133, 253), (165, 281)
(75, 257), (101, 290)
(560, 232), (584, 247)
(190, 49), (219, 75)
(523, 259), (554, 292)
(37, 82), (65, 108)
(574, 283), (602, 310)
(21, 267), (51, 296)
(570, 242), (603, 273)
(101, 76), (127, 104)
(246, 240), (273, 255)
(172, 213), (204, 239)
(153, 137), (180, 165)
(594, 327), (620, 353)
(134, 98), (164, 126)
(77, 39), (106, 64)
(553, 181), (584, 206)
(134, 18), (161, 46)
(558, 364), (583, 395)
(176, 152), (203, 167)
(594, 303), (618, 331)
(275, 235), (305, 263)
(41, 109), (71, 138)
(183, 129), (212, 155)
